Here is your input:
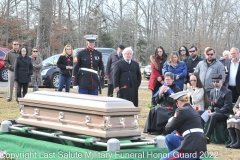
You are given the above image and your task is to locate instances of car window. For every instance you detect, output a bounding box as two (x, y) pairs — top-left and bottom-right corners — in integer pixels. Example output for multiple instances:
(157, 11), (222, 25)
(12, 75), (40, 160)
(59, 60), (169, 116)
(102, 54), (109, 66)
(42, 54), (60, 66)
(0, 50), (5, 57)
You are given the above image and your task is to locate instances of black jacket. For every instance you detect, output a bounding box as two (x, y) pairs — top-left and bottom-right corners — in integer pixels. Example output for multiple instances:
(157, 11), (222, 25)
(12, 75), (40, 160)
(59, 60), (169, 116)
(155, 83), (181, 109)
(14, 55), (33, 83)
(57, 55), (73, 77)
(225, 61), (240, 94)
(73, 48), (104, 90)
(143, 83), (181, 134)
(165, 104), (207, 153)
(113, 59), (141, 89)
(105, 51), (123, 84)
(184, 56), (202, 83)
(210, 85), (233, 117)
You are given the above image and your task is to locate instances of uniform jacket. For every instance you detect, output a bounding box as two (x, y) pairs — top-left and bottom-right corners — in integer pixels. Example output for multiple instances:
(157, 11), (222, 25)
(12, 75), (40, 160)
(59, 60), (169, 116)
(4, 49), (20, 71)
(73, 48), (104, 90)
(14, 55), (33, 83)
(29, 55), (43, 86)
(183, 56), (202, 83)
(148, 55), (166, 90)
(162, 61), (187, 90)
(194, 59), (225, 91)
(165, 104), (207, 153)
(225, 61), (240, 94)
(187, 87), (205, 110)
(57, 55), (73, 77)
(105, 51), (123, 84)
(210, 85), (233, 117)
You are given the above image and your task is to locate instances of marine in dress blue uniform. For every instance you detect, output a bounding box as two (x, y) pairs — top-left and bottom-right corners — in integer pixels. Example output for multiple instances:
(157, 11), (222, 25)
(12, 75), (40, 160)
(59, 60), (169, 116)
(160, 91), (207, 160)
(73, 35), (104, 95)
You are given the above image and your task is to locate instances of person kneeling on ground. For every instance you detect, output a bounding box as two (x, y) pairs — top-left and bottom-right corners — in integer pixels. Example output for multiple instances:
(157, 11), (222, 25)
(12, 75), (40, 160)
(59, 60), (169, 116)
(160, 91), (207, 160)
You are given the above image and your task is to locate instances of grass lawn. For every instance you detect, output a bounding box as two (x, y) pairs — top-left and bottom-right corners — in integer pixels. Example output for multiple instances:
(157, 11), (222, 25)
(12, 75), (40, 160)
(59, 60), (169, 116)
(0, 85), (239, 160)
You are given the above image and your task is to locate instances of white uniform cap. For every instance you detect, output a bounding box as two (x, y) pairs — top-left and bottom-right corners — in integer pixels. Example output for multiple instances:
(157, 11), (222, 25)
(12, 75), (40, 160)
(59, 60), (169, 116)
(84, 35), (98, 42)
(169, 91), (188, 100)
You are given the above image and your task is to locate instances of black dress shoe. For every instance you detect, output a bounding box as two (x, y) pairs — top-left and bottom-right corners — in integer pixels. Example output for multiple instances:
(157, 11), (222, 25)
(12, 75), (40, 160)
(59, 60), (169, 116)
(231, 144), (240, 149)
(7, 98), (12, 102)
(225, 144), (233, 148)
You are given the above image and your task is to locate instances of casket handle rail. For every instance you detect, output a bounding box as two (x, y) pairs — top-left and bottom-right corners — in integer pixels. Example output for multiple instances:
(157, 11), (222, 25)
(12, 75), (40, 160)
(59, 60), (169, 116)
(20, 111), (137, 130)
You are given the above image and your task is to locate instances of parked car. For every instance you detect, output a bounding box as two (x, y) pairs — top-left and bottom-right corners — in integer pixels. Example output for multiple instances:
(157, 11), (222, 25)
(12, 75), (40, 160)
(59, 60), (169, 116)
(41, 48), (116, 88)
(143, 65), (151, 80)
(0, 47), (9, 82)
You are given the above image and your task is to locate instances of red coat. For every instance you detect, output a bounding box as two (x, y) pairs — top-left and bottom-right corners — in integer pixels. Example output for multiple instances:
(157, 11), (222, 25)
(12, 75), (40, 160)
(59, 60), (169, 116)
(148, 55), (164, 90)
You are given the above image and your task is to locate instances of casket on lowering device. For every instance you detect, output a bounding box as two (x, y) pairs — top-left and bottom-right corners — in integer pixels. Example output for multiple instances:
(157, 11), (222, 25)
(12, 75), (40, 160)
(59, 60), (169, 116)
(16, 91), (141, 138)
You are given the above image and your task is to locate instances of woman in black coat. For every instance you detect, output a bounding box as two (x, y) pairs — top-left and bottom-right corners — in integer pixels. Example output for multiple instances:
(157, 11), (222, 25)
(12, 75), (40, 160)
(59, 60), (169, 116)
(57, 44), (74, 92)
(14, 47), (33, 103)
(143, 72), (181, 135)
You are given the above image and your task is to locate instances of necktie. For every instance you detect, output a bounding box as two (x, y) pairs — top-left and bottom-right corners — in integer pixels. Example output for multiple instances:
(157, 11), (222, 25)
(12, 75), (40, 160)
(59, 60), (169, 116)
(216, 89), (218, 97)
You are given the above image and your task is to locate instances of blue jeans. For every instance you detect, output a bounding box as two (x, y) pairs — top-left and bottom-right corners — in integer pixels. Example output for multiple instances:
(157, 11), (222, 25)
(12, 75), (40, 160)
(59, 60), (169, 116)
(160, 134), (201, 160)
(58, 75), (72, 92)
(78, 87), (98, 95)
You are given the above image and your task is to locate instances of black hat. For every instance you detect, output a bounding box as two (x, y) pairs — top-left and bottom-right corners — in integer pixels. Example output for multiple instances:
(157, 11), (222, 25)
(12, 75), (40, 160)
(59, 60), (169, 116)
(118, 45), (125, 50)
(212, 74), (222, 79)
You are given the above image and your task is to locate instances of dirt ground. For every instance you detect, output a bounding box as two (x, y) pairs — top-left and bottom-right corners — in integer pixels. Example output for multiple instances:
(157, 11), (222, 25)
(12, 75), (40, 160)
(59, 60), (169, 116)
(0, 84), (239, 160)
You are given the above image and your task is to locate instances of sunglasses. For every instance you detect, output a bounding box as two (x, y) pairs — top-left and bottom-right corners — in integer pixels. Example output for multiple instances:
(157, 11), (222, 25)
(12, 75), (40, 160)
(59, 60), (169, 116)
(212, 80), (220, 83)
(180, 49), (186, 52)
(32, 51), (38, 52)
(207, 54), (214, 56)
(21, 50), (26, 52)
(189, 50), (196, 53)
(190, 80), (197, 82)
(13, 44), (19, 45)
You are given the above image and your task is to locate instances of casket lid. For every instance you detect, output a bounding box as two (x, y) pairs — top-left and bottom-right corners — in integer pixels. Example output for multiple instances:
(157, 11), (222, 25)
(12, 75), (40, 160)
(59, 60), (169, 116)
(19, 91), (140, 115)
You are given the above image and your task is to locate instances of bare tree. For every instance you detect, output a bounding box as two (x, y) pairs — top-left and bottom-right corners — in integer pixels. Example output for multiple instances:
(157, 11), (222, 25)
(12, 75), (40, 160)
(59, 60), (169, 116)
(36, 0), (53, 59)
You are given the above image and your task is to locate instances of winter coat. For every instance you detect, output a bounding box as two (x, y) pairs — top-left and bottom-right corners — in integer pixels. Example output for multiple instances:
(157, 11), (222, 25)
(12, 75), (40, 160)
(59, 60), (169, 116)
(28, 55), (43, 86)
(194, 59), (225, 91)
(14, 55), (33, 83)
(162, 61), (187, 90)
(148, 55), (166, 90)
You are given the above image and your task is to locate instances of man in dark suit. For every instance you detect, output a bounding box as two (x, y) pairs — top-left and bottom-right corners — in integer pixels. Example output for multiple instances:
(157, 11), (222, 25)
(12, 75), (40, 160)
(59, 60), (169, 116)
(225, 47), (240, 103)
(105, 45), (125, 97)
(205, 74), (233, 143)
(113, 47), (141, 107)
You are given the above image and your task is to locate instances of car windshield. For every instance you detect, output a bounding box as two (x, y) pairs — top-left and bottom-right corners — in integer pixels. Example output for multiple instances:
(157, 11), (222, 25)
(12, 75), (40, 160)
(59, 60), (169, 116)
(42, 54), (60, 66)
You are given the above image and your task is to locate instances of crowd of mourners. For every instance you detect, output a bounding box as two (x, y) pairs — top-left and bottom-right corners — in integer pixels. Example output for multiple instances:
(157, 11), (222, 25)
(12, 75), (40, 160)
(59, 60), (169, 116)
(4, 37), (240, 159)
(142, 45), (240, 159)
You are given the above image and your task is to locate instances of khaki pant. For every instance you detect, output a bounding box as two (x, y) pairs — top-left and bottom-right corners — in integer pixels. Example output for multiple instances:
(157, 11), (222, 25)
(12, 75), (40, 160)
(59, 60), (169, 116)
(7, 70), (17, 100)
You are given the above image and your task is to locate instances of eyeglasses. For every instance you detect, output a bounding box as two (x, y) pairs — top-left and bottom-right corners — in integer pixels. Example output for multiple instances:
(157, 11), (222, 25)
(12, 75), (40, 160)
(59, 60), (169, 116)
(212, 80), (220, 83)
(180, 49), (186, 52)
(32, 51), (38, 52)
(21, 50), (26, 52)
(189, 50), (196, 53)
(207, 54), (214, 56)
(190, 80), (197, 82)
(13, 44), (19, 45)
